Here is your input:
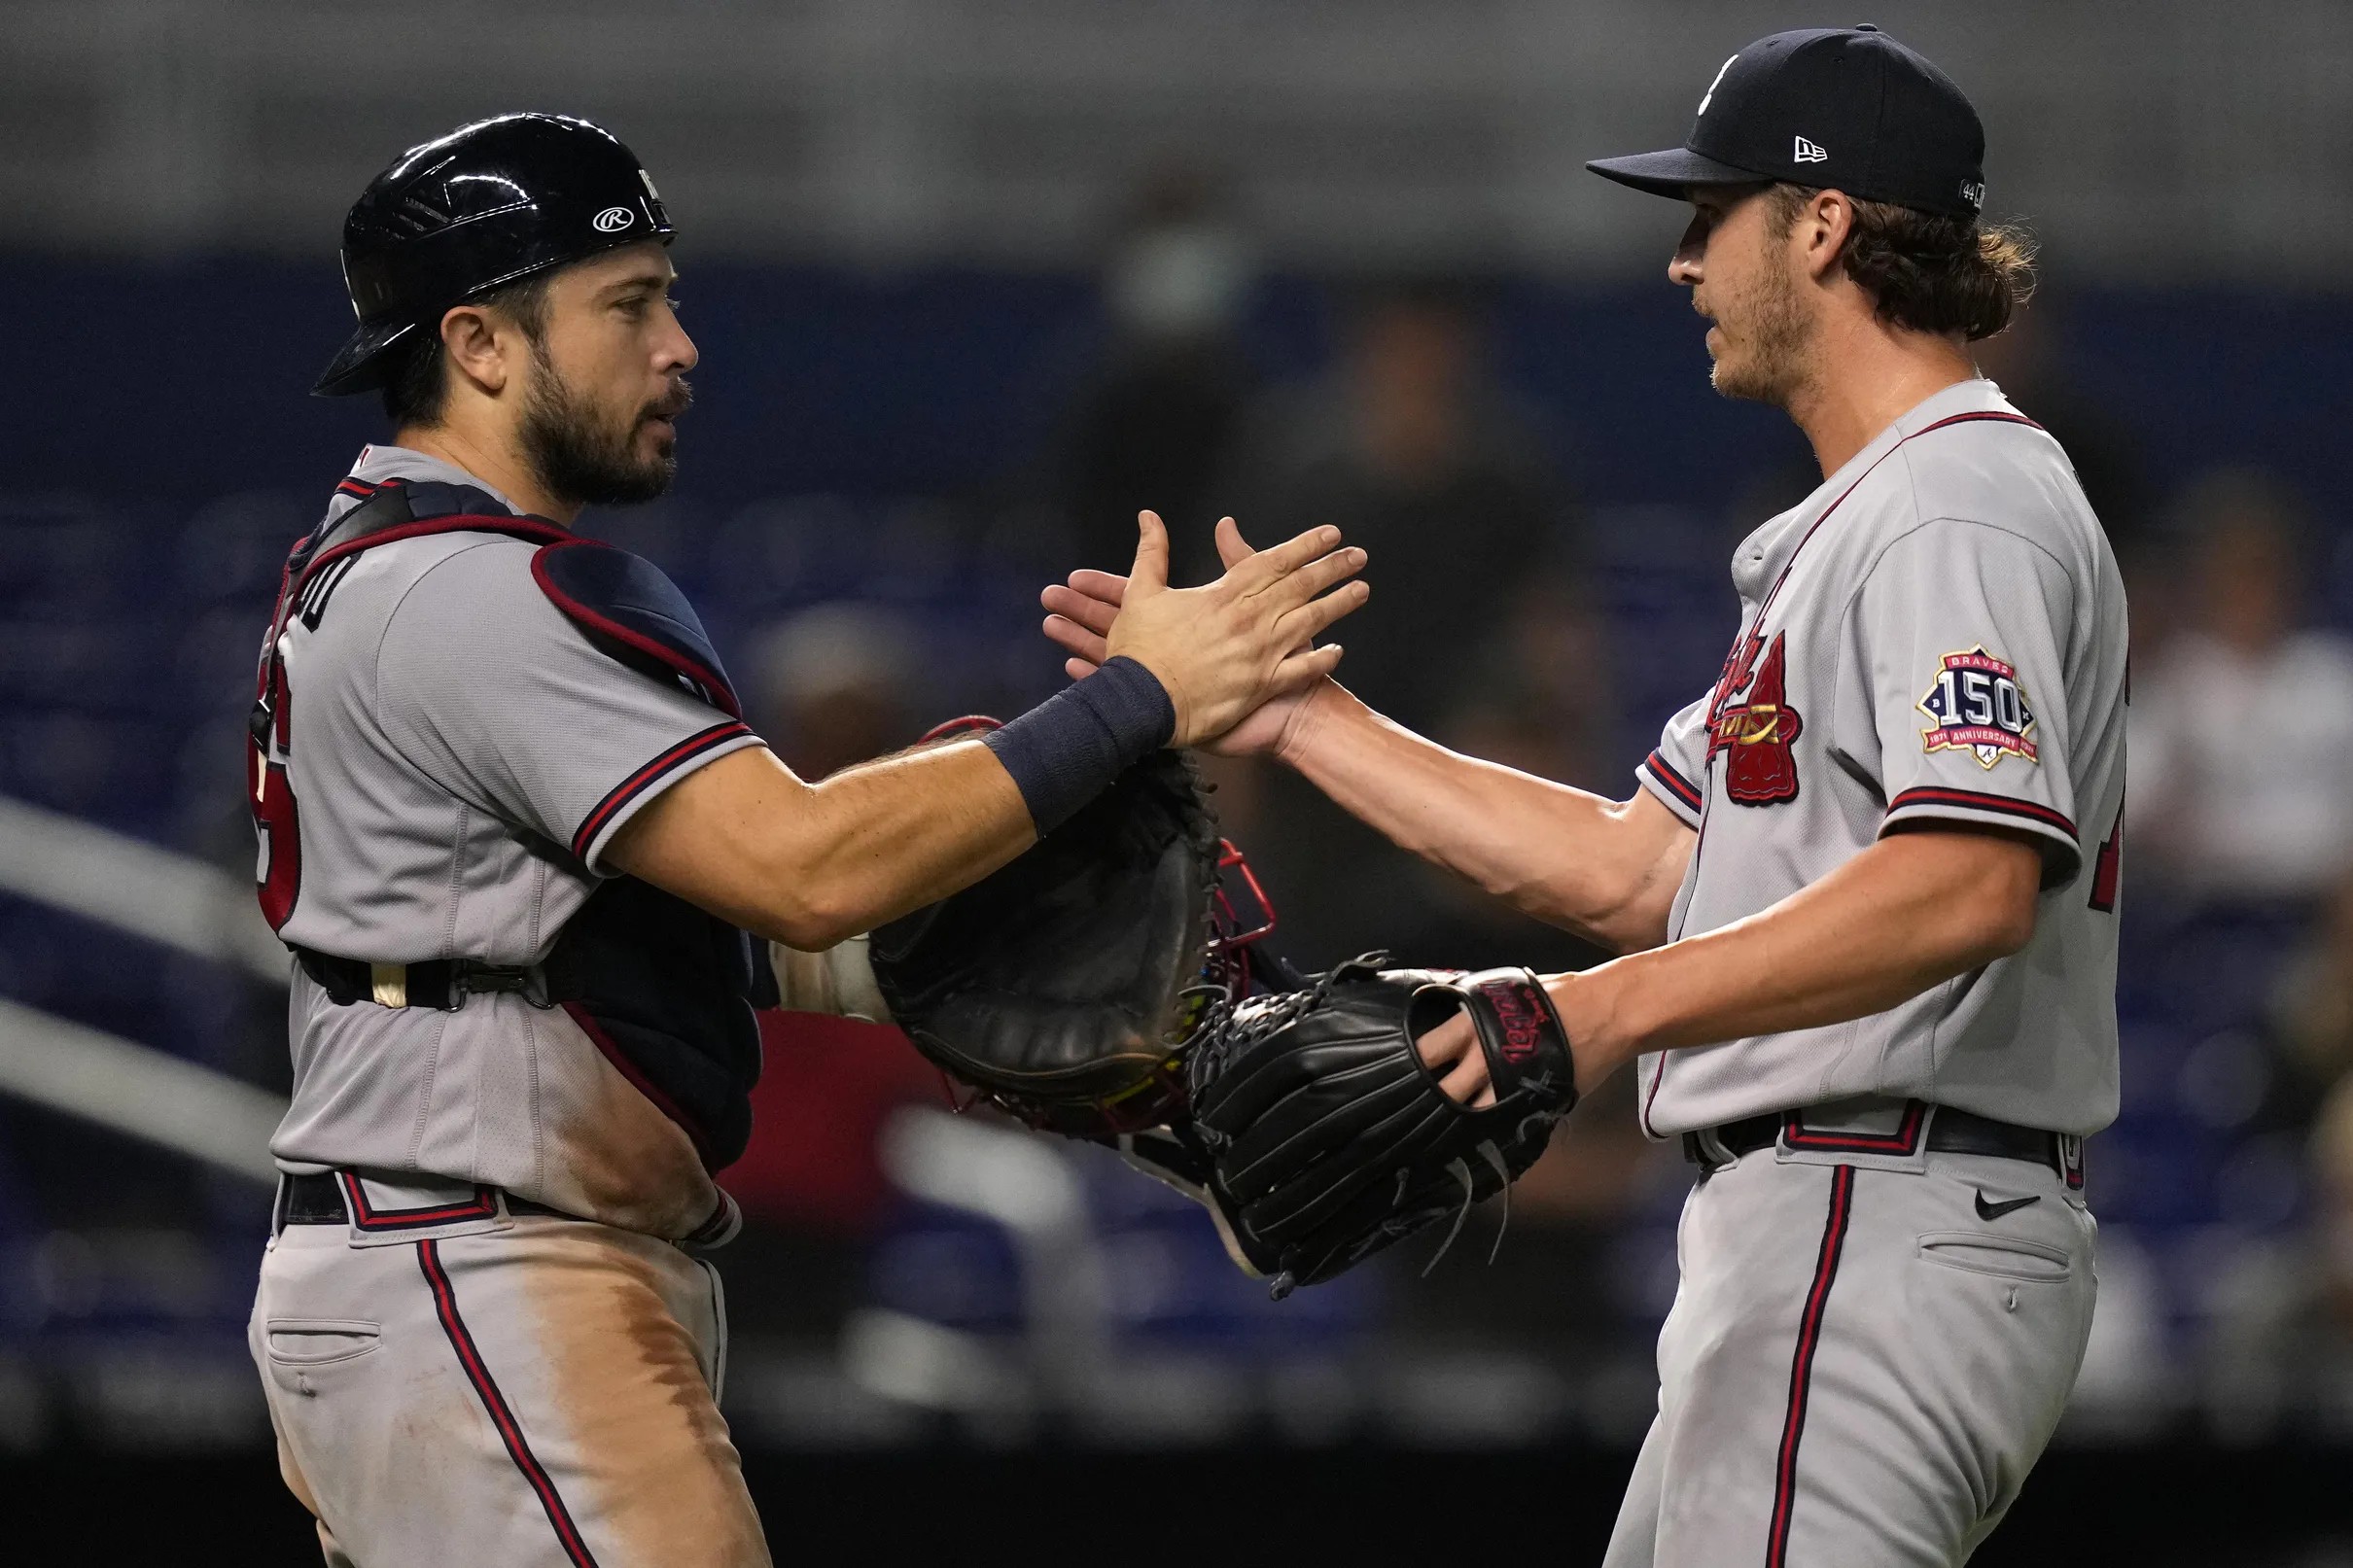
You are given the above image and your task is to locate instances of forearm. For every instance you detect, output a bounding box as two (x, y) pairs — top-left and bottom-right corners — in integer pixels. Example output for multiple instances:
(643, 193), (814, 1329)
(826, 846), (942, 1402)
(1282, 684), (1684, 952)
(1558, 830), (2041, 1088)
(778, 742), (1037, 938)
(612, 742), (1035, 949)
(617, 655), (1188, 946)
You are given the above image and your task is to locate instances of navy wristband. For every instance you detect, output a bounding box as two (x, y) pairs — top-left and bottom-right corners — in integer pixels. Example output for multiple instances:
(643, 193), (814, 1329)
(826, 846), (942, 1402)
(982, 656), (1176, 832)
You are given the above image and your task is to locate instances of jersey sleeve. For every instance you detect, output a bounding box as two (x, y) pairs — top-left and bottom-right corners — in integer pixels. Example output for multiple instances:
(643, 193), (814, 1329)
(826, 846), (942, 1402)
(375, 540), (764, 870)
(1636, 691), (1710, 828)
(1844, 519), (2084, 886)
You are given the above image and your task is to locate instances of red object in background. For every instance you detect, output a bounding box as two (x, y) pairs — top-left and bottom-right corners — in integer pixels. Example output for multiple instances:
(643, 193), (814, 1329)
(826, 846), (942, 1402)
(725, 1012), (950, 1234)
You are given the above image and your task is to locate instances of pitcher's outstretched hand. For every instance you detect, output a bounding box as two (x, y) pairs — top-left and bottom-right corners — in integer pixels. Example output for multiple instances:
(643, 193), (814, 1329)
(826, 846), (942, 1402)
(1044, 514), (1356, 755)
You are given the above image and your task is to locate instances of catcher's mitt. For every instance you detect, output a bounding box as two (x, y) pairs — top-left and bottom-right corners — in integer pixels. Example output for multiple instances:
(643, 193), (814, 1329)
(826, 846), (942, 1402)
(1182, 956), (1577, 1298)
(868, 722), (1275, 1138)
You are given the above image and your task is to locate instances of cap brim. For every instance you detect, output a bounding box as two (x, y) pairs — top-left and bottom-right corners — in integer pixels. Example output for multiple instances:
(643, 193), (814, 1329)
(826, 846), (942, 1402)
(312, 317), (418, 399)
(1585, 146), (1773, 199)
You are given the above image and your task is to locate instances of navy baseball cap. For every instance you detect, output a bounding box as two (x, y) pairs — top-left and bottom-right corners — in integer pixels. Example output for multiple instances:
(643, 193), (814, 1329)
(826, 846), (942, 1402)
(1587, 25), (1987, 218)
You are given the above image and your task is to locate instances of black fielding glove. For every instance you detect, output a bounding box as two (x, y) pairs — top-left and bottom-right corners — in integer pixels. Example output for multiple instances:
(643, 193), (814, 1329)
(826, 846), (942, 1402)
(1187, 958), (1578, 1297)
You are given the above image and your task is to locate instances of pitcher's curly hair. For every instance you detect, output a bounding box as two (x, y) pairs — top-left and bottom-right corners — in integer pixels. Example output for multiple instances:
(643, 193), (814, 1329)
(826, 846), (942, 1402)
(1770, 184), (2036, 342)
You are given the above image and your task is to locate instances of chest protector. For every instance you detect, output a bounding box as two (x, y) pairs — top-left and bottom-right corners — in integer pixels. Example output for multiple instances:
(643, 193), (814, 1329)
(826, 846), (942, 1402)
(255, 478), (773, 1170)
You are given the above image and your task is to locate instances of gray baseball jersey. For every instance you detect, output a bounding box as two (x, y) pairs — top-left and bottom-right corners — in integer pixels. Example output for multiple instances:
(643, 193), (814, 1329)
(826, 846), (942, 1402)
(263, 444), (765, 1237)
(1632, 379), (2127, 1138)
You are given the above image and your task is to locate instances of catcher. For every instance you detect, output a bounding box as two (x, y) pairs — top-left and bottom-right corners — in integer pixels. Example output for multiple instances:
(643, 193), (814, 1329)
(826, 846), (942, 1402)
(252, 112), (1367, 1568)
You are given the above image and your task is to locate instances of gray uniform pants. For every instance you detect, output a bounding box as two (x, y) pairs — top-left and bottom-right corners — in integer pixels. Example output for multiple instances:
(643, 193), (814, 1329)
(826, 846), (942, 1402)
(250, 1181), (770, 1568)
(1604, 1143), (2096, 1567)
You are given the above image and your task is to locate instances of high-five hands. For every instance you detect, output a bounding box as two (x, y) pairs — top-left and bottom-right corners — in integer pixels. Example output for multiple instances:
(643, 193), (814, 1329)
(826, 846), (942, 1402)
(1043, 514), (1355, 756)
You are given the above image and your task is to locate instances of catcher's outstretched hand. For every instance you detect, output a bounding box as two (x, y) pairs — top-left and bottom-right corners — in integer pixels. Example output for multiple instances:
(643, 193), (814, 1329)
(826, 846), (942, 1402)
(1045, 516), (1349, 758)
(1079, 511), (1363, 749)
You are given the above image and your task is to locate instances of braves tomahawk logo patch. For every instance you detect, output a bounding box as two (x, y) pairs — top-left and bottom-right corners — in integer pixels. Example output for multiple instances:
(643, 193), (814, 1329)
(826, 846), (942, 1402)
(1917, 646), (2038, 768)
(1708, 630), (1803, 805)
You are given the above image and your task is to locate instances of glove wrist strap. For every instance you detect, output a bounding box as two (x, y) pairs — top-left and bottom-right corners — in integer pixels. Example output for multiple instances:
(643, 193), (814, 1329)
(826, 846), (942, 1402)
(1455, 967), (1577, 1111)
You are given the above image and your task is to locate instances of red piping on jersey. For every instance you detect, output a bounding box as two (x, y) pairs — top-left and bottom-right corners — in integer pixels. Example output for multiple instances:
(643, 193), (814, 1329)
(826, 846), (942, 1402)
(335, 1169), (500, 1231)
(2088, 789), (2125, 914)
(418, 1241), (605, 1568)
(530, 540), (744, 720)
(569, 720), (755, 862)
(1782, 1098), (1927, 1155)
(1767, 1164), (1856, 1568)
(1641, 750), (1704, 815)
(1640, 407), (2045, 1139)
(1885, 785), (2077, 841)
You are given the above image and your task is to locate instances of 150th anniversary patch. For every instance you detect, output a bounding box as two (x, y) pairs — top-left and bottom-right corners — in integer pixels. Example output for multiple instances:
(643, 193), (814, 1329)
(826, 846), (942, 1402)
(1917, 646), (2038, 768)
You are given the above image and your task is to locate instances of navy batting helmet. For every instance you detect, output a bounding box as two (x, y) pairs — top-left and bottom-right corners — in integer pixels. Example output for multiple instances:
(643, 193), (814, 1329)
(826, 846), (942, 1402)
(313, 113), (674, 398)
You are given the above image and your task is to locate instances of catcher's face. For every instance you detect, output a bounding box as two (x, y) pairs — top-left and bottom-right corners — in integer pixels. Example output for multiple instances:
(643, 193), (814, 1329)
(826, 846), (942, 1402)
(515, 243), (697, 508)
(1669, 186), (1812, 408)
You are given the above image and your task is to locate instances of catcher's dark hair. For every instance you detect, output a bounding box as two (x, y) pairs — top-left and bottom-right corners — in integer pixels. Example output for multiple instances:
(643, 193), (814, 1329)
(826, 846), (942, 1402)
(379, 273), (554, 430)
(1769, 184), (2036, 342)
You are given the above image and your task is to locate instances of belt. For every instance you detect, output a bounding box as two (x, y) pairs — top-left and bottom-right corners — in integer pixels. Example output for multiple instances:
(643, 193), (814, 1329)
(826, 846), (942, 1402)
(293, 947), (568, 1011)
(276, 1170), (578, 1230)
(1684, 1102), (2086, 1188)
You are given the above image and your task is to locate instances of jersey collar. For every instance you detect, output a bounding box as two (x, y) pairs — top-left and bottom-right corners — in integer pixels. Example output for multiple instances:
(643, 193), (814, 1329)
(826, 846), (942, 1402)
(1826, 376), (2013, 497)
(1729, 378), (2019, 601)
(345, 442), (524, 515)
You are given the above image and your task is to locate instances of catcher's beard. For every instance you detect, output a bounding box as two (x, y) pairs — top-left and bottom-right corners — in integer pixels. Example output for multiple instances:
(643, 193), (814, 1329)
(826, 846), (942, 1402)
(1708, 250), (1815, 408)
(517, 349), (688, 510)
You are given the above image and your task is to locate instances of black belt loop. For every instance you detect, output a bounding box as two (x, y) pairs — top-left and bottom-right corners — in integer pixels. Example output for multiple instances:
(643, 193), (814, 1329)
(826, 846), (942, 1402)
(1681, 1126), (1739, 1173)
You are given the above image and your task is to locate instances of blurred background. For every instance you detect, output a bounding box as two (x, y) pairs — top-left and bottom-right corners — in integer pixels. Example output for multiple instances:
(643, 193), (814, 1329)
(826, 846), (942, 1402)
(4, 0), (2353, 1559)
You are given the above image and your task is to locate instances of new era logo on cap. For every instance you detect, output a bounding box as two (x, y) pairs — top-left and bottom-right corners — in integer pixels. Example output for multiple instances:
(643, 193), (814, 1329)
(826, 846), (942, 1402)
(1794, 136), (1828, 163)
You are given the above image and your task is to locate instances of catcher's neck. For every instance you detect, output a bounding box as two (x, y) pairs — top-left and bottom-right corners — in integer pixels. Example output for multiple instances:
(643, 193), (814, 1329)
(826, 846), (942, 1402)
(394, 421), (579, 527)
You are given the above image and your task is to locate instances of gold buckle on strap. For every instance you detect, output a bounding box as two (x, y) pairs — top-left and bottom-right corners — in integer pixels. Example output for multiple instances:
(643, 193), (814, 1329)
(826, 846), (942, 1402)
(369, 962), (408, 1009)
